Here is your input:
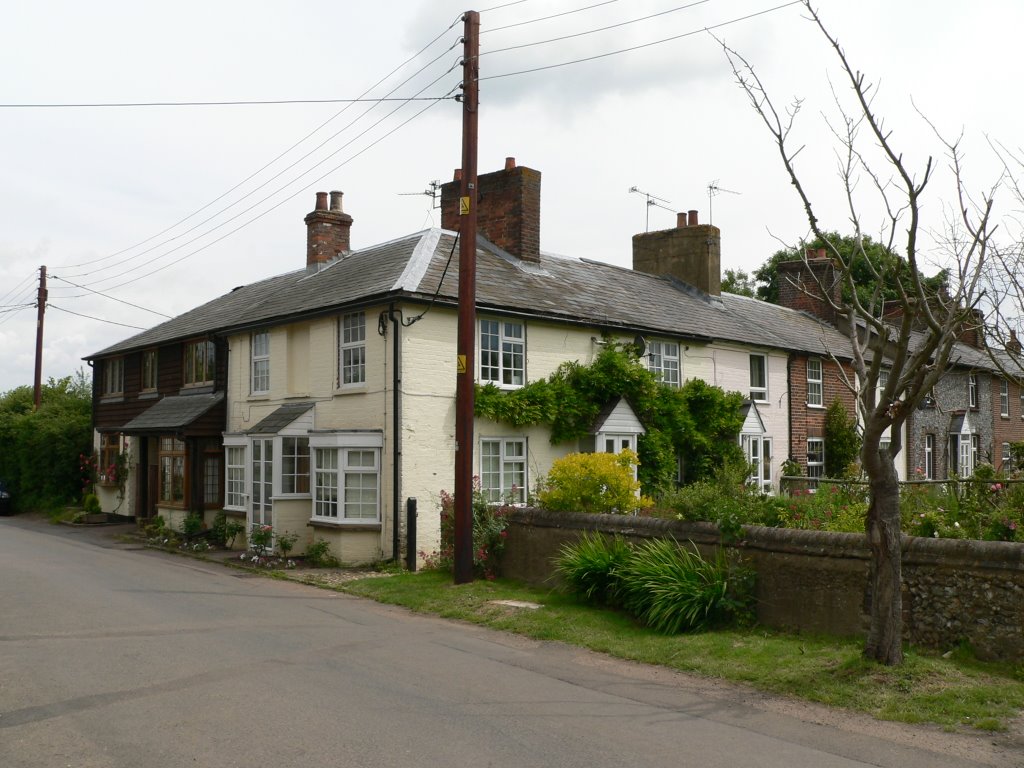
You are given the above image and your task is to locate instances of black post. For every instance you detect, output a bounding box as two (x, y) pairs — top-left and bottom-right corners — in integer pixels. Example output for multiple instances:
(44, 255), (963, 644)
(405, 497), (417, 572)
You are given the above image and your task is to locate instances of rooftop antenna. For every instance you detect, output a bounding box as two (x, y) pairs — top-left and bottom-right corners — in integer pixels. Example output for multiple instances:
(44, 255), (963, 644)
(706, 180), (740, 225)
(629, 186), (674, 232)
(398, 179), (442, 209)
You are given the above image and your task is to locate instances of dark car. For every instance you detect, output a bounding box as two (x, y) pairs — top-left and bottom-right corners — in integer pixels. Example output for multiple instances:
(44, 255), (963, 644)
(0, 481), (11, 516)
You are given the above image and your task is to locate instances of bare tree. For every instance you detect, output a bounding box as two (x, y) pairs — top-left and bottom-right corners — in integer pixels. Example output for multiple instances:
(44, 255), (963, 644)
(722, 1), (999, 665)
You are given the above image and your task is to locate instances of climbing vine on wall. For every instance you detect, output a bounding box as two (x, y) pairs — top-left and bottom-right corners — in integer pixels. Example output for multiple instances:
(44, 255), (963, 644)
(475, 344), (745, 496)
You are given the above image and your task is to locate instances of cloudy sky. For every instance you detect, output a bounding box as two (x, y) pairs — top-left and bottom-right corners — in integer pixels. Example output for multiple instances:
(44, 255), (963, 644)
(2, 0), (1021, 394)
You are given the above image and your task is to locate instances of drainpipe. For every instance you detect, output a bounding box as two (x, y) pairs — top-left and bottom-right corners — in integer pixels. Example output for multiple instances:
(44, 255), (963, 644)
(388, 305), (402, 561)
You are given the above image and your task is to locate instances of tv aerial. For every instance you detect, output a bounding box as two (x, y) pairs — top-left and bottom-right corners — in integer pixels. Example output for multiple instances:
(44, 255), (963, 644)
(706, 180), (740, 224)
(628, 186), (674, 232)
(398, 179), (442, 209)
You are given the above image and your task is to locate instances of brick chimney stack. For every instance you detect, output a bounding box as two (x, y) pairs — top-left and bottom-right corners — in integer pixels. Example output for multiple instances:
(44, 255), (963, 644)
(305, 190), (353, 270)
(632, 209), (721, 296)
(440, 157), (541, 263)
(776, 251), (841, 325)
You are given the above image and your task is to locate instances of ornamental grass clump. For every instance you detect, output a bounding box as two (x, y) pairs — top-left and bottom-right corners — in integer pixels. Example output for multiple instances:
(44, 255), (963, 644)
(554, 532), (632, 606)
(619, 538), (752, 634)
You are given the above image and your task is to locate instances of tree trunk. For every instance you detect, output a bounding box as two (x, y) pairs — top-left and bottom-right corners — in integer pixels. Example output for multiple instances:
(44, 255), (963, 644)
(863, 462), (903, 665)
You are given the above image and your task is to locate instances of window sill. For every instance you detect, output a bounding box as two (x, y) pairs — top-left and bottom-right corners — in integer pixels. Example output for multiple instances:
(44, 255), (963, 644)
(222, 507), (246, 515)
(180, 384), (214, 395)
(274, 493), (312, 500)
(334, 385), (368, 396)
(806, 404), (825, 410)
(138, 391), (159, 400)
(482, 382), (525, 391)
(99, 395), (125, 404)
(307, 519), (381, 532)
(248, 393), (271, 400)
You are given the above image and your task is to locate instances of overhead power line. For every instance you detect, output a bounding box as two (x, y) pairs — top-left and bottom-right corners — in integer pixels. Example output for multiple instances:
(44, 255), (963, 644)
(0, 96), (452, 109)
(48, 275), (172, 318)
(53, 15), (464, 273)
(484, 0), (623, 33)
(480, 0), (801, 80)
(47, 304), (148, 330)
(85, 90), (456, 293)
(481, 0), (712, 55)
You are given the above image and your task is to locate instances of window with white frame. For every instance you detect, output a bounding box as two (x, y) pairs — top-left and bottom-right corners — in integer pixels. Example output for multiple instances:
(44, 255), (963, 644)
(968, 373), (978, 408)
(184, 340), (215, 386)
(281, 436), (310, 494)
(310, 433), (382, 522)
(224, 444), (246, 510)
(479, 319), (525, 388)
(924, 433), (935, 480)
(480, 437), (526, 504)
(742, 435), (772, 494)
(339, 312), (366, 387)
(749, 354), (767, 402)
(949, 433), (978, 477)
(1000, 379), (1010, 417)
(806, 438), (824, 485)
(1020, 383), (1024, 419)
(806, 358), (823, 407)
(647, 340), (680, 387)
(1002, 442), (1012, 471)
(251, 331), (270, 394)
(102, 357), (124, 396)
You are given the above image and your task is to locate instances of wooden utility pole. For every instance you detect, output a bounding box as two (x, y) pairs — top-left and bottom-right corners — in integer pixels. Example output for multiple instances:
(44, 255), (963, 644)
(33, 265), (47, 410)
(453, 9), (480, 584)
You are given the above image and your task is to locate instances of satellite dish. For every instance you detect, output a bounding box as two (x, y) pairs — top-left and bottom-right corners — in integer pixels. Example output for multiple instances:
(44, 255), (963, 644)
(633, 335), (647, 355)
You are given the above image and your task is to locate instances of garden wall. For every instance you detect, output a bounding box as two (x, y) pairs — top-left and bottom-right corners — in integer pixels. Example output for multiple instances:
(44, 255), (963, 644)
(501, 508), (1024, 661)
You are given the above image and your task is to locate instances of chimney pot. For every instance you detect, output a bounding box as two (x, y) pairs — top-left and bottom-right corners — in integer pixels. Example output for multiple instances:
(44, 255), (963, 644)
(504, 156), (516, 170)
(315, 192), (329, 211)
(817, 247), (827, 259)
(676, 212), (688, 229)
(330, 191), (344, 212)
(687, 210), (698, 227)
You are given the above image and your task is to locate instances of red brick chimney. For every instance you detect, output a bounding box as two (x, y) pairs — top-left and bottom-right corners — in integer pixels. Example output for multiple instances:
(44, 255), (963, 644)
(632, 209), (721, 296)
(305, 190), (353, 270)
(1008, 329), (1021, 354)
(440, 157), (541, 263)
(777, 252), (841, 324)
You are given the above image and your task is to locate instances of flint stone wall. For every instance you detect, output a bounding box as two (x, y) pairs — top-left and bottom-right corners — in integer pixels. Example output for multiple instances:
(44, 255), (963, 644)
(501, 508), (1024, 661)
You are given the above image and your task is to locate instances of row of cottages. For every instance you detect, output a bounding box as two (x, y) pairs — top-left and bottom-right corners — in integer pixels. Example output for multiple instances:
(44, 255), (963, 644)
(85, 159), (1014, 563)
(777, 254), (1024, 480)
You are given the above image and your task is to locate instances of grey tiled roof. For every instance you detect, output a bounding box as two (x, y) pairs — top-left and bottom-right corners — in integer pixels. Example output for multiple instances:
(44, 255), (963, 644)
(120, 392), (224, 432)
(247, 402), (315, 434)
(85, 228), (862, 362)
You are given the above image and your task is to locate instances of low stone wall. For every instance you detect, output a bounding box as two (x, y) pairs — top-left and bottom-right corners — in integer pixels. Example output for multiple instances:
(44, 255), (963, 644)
(501, 508), (1024, 661)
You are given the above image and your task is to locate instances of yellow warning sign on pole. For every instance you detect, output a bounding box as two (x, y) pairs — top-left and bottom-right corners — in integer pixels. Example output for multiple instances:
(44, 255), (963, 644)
(457, 354), (467, 374)
(460, 196), (470, 215)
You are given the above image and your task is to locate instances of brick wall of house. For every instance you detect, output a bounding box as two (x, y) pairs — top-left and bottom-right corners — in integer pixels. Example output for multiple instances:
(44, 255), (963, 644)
(992, 376), (1024, 472)
(787, 354), (856, 472)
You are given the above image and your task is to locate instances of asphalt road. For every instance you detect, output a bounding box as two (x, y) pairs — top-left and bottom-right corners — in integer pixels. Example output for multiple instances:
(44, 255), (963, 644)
(0, 517), (1015, 768)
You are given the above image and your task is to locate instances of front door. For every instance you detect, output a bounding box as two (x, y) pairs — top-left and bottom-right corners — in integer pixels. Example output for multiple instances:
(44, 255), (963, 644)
(250, 437), (273, 538)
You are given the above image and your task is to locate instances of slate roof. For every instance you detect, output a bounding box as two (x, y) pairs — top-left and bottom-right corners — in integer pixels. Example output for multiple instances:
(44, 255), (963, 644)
(120, 392), (224, 433)
(247, 403), (315, 434)
(88, 228), (855, 361)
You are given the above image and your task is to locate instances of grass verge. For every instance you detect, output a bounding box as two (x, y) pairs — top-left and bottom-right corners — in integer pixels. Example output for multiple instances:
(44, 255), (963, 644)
(337, 570), (1024, 732)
